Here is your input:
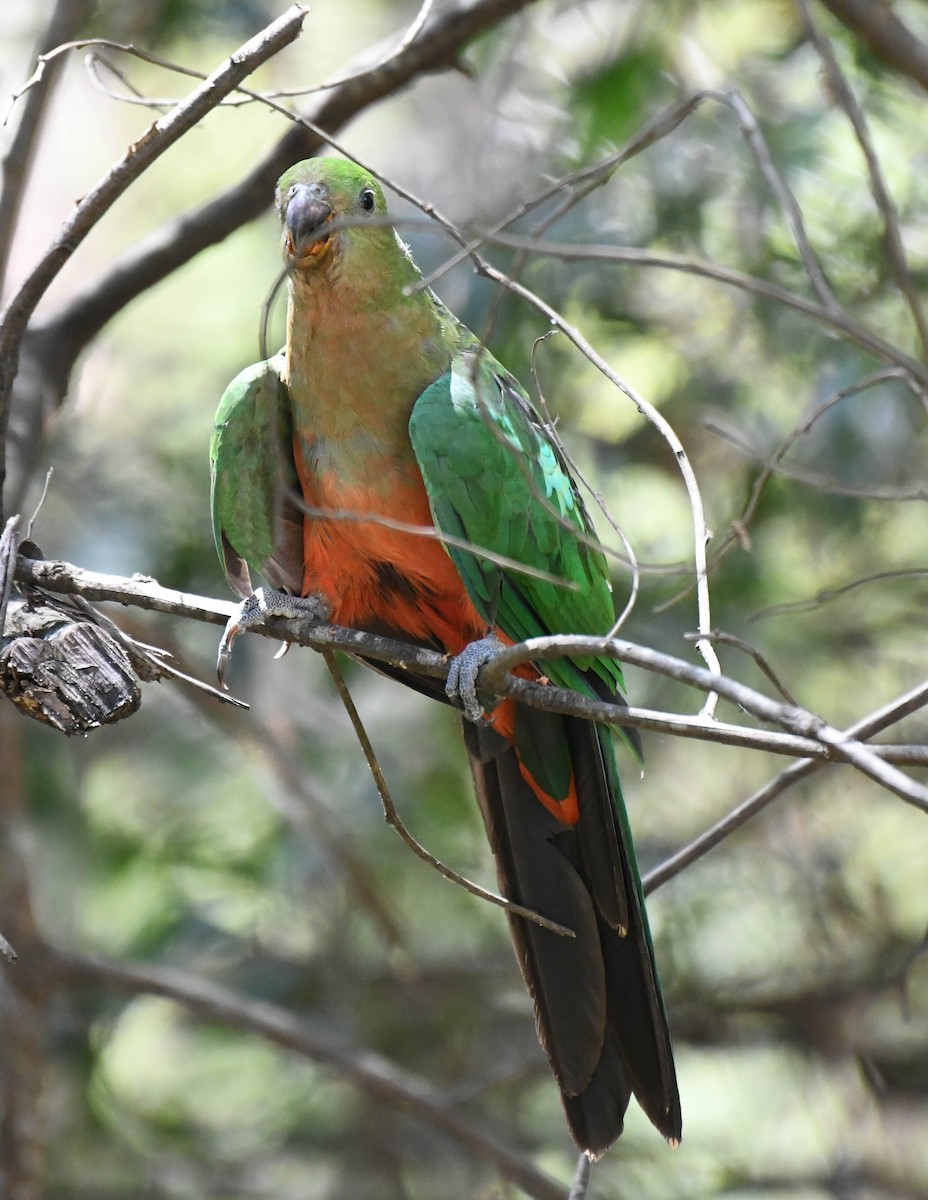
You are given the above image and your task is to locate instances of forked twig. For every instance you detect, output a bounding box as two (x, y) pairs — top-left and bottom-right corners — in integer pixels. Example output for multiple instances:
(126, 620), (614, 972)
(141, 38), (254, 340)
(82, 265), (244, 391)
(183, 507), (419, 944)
(645, 672), (928, 893)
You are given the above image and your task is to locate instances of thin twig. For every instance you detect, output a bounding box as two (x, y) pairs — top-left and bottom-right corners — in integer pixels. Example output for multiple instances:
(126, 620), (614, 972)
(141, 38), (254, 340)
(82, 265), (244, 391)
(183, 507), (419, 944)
(476, 265), (724, 713)
(645, 673), (928, 892)
(322, 650), (575, 937)
(718, 88), (842, 316)
(72, 0), (437, 110)
(687, 629), (800, 706)
(709, 420), (928, 502)
(748, 568), (928, 624)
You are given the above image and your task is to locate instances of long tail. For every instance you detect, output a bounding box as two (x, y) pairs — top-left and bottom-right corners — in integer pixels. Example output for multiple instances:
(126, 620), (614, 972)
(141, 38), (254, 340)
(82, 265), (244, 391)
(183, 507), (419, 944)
(463, 713), (681, 1156)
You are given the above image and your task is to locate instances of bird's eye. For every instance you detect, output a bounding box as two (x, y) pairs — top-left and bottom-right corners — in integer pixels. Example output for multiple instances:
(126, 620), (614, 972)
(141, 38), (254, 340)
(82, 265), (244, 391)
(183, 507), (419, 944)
(359, 188), (376, 213)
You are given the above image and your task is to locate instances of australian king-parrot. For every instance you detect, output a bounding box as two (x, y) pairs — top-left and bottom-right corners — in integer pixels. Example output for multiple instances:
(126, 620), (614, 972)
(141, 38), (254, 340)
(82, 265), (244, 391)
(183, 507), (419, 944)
(210, 156), (681, 1156)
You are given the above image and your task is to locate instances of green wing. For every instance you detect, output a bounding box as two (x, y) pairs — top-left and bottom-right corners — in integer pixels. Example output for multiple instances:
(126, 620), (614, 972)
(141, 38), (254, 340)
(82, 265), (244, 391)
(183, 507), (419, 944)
(210, 352), (303, 598)
(409, 346), (627, 704)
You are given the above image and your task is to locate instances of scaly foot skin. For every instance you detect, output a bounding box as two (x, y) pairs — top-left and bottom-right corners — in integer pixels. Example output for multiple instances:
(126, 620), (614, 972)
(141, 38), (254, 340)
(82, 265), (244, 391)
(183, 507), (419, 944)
(218, 587), (331, 686)
(445, 633), (507, 722)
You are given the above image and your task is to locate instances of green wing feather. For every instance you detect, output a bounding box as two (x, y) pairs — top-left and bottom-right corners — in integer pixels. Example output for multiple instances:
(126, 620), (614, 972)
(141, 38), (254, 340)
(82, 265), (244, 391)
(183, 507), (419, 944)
(409, 345), (627, 706)
(210, 352), (303, 598)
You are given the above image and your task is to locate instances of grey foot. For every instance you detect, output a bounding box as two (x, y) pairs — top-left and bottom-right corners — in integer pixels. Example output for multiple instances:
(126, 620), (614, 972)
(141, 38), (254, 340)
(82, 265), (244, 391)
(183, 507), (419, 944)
(446, 634), (506, 722)
(217, 587), (331, 686)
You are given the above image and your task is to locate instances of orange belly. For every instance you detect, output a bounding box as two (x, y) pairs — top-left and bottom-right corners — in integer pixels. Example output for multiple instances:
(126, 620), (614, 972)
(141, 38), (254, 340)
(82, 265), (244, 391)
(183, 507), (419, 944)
(294, 444), (484, 653)
(294, 442), (579, 825)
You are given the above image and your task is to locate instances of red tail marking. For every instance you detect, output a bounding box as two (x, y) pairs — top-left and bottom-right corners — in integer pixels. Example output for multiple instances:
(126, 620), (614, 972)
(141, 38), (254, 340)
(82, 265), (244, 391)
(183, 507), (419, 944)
(490, 697), (580, 827)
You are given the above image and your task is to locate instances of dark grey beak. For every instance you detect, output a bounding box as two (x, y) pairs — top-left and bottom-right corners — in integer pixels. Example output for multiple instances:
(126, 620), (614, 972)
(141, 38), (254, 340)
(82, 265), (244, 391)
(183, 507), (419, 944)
(285, 183), (333, 256)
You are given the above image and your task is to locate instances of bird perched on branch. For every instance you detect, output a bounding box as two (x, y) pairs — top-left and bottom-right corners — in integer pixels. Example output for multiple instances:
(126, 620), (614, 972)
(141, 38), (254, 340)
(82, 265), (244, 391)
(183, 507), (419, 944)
(210, 156), (680, 1156)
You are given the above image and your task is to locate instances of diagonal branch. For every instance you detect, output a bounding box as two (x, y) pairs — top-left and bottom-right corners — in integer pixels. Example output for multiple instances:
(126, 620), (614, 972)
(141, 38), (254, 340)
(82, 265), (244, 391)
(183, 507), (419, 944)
(31, 0), (540, 382)
(0, 4), (309, 513)
(47, 945), (565, 1200)
(818, 0), (928, 96)
(0, 0), (94, 294)
(644, 672), (928, 892)
(799, 0), (928, 358)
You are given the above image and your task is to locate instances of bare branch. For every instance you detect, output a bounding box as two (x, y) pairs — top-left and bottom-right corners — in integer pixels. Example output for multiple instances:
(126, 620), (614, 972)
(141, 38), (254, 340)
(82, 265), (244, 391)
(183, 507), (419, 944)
(0, 0), (94, 293)
(0, 4), (309, 513)
(476, 634), (928, 811)
(13, 553), (928, 769)
(645, 672), (928, 892)
(482, 234), (928, 389)
(48, 946), (566, 1200)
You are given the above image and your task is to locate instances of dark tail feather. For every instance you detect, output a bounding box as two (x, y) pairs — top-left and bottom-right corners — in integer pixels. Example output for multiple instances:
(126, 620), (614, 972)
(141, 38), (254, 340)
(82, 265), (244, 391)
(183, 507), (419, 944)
(463, 717), (681, 1156)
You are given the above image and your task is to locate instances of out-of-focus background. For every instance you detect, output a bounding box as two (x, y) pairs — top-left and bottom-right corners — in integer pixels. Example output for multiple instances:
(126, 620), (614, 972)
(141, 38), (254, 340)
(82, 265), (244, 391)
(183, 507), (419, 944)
(3, 1), (928, 1197)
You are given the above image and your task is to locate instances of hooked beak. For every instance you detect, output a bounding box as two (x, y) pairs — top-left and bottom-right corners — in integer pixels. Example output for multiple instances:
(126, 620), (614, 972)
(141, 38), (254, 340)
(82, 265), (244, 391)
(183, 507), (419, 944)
(284, 183), (334, 267)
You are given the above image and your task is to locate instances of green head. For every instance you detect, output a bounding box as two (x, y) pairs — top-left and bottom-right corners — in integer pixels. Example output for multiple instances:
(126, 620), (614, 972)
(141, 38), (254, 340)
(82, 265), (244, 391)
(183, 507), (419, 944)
(276, 157), (392, 278)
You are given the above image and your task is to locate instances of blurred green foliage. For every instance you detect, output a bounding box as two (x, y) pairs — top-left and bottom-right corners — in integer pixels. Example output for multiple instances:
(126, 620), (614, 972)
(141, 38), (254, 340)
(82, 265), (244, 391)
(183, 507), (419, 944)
(4, 0), (928, 1197)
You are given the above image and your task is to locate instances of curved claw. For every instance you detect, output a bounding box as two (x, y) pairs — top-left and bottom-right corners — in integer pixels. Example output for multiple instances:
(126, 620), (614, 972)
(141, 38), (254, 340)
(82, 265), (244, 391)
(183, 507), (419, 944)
(216, 587), (331, 688)
(446, 634), (506, 722)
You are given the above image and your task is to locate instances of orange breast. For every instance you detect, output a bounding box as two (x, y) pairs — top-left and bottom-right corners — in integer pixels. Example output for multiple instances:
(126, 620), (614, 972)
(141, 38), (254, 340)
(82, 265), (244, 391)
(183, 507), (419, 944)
(294, 439), (484, 652)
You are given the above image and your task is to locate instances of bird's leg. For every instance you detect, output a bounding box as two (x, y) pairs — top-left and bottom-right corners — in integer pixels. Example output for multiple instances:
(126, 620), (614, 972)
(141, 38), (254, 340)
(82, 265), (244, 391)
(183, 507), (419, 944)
(218, 587), (331, 686)
(445, 633), (507, 722)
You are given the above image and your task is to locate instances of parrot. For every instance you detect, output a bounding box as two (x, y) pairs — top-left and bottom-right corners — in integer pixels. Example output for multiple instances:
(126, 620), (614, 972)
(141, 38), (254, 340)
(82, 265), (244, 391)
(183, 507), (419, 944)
(210, 156), (681, 1157)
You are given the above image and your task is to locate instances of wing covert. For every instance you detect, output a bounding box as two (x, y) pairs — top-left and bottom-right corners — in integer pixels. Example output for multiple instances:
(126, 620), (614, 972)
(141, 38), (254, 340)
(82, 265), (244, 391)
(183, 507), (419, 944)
(409, 347), (626, 701)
